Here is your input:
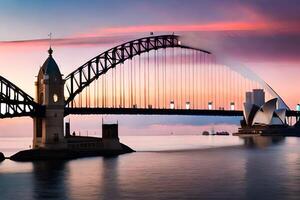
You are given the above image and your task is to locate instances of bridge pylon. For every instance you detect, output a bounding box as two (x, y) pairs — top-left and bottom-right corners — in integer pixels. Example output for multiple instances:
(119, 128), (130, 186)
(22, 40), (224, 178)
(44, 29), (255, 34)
(33, 48), (66, 149)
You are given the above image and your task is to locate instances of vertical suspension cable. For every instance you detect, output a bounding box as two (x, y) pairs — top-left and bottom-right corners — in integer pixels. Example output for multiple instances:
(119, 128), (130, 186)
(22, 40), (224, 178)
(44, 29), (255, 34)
(164, 48), (167, 108)
(96, 75), (98, 108)
(224, 65), (227, 109)
(184, 49), (187, 106)
(204, 52), (207, 109)
(171, 47), (174, 106)
(195, 51), (198, 109)
(105, 73), (107, 107)
(144, 53), (146, 108)
(154, 50), (157, 108)
(175, 48), (178, 108)
(79, 87), (82, 108)
(173, 47), (176, 108)
(123, 63), (125, 107)
(180, 48), (183, 109)
(139, 55), (141, 107)
(129, 60), (132, 107)
(214, 56), (218, 109)
(199, 52), (202, 109)
(128, 60), (131, 107)
(157, 50), (160, 108)
(119, 63), (122, 107)
(101, 74), (104, 107)
(133, 56), (136, 107)
(103, 74), (105, 107)
(188, 49), (191, 105)
(114, 66), (116, 107)
(94, 78), (96, 107)
(86, 85), (88, 108)
(89, 81), (91, 108)
(147, 51), (150, 108)
(237, 73), (240, 109)
(192, 50), (195, 109)
(162, 49), (165, 108)
(112, 67), (114, 108)
(230, 66), (233, 110)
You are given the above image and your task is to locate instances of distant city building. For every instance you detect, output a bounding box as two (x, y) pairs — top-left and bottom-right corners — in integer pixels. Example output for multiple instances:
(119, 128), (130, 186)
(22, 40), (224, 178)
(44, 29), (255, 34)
(244, 89), (265, 107)
(245, 92), (253, 105)
(243, 89), (266, 125)
(252, 89), (265, 107)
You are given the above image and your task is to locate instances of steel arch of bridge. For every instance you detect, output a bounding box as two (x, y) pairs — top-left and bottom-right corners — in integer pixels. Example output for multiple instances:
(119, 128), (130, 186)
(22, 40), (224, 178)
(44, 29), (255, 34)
(64, 34), (211, 107)
(0, 75), (41, 118)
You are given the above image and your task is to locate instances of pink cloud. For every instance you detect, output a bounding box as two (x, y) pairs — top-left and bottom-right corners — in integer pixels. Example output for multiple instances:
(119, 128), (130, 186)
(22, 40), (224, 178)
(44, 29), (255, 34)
(76, 21), (300, 38)
(0, 35), (134, 48)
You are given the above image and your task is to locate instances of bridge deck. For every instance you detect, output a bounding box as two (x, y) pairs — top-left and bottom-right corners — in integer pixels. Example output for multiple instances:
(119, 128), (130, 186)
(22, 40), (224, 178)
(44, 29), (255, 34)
(65, 108), (300, 117)
(65, 108), (243, 116)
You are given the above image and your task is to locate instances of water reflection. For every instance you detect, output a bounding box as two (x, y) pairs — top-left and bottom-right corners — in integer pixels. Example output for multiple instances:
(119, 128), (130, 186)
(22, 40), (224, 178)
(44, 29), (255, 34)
(32, 161), (69, 200)
(241, 136), (285, 148)
(66, 156), (121, 199)
(100, 157), (120, 199)
(0, 136), (299, 199)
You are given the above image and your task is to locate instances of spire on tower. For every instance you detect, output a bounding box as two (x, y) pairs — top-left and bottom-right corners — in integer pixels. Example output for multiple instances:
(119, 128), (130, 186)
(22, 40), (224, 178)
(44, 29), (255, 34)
(47, 33), (53, 56)
(48, 47), (53, 56)
(48, 32), (52, 46)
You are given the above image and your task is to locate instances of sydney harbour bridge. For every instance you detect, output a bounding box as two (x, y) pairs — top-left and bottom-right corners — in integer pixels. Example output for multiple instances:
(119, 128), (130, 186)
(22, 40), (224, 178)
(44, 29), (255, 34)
(0, 35), (299, 120)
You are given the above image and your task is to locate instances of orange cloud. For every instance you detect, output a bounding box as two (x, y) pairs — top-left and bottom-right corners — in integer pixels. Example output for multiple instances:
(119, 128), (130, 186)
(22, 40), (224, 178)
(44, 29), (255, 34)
(106, 23), (270, 32)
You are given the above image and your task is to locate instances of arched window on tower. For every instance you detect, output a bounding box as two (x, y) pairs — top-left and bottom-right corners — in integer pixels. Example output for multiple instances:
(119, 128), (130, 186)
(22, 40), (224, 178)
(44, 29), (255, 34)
(53, 93), (58, 103)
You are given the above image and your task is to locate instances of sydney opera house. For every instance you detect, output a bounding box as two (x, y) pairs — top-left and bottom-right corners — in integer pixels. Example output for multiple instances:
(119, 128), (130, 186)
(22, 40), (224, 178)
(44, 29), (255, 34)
(237, 89), (300, 136)
(242, 98), (286, 127)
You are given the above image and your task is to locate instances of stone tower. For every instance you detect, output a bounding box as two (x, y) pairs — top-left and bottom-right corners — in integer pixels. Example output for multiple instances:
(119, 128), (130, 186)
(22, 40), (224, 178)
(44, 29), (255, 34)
(33, 48), (66, 149)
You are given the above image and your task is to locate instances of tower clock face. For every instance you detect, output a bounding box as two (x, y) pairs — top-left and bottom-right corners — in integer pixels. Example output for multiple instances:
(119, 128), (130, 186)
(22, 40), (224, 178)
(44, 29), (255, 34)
(53, 94), (58, 103)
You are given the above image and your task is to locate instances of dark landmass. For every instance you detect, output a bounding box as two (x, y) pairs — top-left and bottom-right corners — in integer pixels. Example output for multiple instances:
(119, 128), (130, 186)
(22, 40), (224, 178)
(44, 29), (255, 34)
(236, 123), (300, 137)
(0, 152), (5, 162)
(234, 132), (300, 137)
(10, 143), (134, 162)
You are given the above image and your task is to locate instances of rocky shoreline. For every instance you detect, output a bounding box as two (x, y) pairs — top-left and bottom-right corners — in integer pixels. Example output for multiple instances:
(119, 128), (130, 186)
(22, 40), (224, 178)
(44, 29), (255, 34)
(0, 152), (4, 161)
(9, 143), (134, 162)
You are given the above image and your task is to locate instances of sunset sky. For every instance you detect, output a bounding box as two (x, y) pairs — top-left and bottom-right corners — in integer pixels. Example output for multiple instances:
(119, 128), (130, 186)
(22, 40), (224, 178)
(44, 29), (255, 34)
(1, 0), (300, 137)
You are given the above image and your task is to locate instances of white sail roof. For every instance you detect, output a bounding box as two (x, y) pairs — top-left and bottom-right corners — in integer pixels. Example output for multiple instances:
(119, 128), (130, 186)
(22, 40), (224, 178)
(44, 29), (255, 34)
(275, 109), (286, 124)
(243, 103), (253, 124)
(252, 98), (277, 126)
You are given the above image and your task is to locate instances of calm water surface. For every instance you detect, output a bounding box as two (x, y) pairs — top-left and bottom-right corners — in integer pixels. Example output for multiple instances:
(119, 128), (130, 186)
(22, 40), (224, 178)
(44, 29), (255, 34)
(0, 135), (299, 200)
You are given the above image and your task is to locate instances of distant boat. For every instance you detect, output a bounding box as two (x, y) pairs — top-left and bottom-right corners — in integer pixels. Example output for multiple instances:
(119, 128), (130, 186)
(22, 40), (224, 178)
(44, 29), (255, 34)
(202, 131), (210, 135)
(215, 131), (230, 136)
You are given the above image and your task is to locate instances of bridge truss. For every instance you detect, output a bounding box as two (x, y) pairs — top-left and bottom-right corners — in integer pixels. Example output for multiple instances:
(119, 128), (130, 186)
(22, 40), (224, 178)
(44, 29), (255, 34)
(0, 75), (41, 118)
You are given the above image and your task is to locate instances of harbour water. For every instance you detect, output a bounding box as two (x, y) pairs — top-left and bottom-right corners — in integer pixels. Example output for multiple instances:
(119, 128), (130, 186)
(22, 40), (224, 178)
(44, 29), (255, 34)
(0, 135), (299, 200)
